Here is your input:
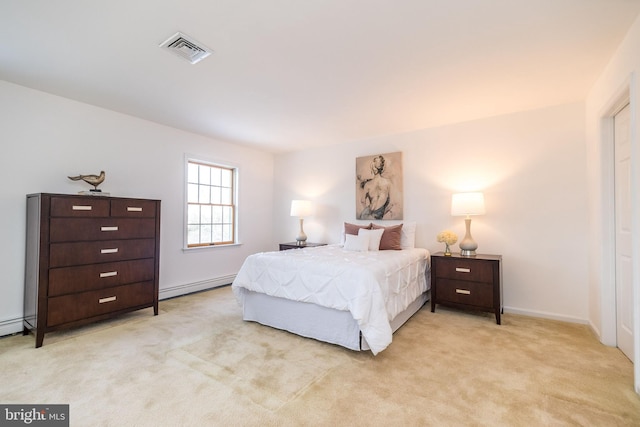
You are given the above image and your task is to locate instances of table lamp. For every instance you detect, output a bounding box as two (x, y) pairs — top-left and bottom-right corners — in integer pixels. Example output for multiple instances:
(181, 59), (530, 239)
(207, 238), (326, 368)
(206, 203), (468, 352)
(451, 192), (485, 256)
(290, 200), (313, 245)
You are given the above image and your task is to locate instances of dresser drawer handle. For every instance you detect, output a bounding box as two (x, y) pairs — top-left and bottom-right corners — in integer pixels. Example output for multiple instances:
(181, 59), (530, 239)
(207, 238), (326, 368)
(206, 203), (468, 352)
(72, 205), (92, 211)
(100, 248), (118, 254)
(127, 206), (143, 212)
(101, 226), (119, 232)
(455, 267), (471, 273)
(455, 289), (471, 295)
(99, 296), (117, 304)
(99, 271), (118, 278)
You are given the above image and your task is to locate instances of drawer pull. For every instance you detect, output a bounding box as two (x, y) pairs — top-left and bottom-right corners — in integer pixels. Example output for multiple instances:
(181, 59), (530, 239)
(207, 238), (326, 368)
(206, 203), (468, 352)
(99, 296), (117, 304)
(127, 206), (143, 212)
(101, 226), (119, 232)
(455, 267), (471, 273)
(456, 289), (471, 295)
(99, 271), (118, 278)
(72, 205), (92, 211)
(100, 248), (118, 254)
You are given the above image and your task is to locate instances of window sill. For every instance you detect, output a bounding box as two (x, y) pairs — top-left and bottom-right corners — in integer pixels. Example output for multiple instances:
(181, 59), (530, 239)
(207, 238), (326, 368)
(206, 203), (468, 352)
(182, 242), (242, 252)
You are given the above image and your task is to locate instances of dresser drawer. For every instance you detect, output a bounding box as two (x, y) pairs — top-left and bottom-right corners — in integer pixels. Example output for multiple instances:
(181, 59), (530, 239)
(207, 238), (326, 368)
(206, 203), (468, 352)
(49, 258), (155, 296)
(111, 199), (158, 218)
(49, 239), (156, 267)
(50, 197), (110, 217)
(436, 279), (493, 308)
(50, 218), (157, 242)
(434, 258), (494, 283)
(47, 281), (155, 327)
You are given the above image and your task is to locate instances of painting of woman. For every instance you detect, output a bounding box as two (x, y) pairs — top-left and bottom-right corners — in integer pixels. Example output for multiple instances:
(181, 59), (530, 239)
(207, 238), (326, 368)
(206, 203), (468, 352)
(356, 152), (403, 220)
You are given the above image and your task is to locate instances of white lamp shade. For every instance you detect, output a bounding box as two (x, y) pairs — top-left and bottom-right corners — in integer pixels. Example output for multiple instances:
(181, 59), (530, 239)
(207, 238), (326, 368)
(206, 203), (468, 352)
(451, 192), (485, 216)
(290, 200), (313, 217)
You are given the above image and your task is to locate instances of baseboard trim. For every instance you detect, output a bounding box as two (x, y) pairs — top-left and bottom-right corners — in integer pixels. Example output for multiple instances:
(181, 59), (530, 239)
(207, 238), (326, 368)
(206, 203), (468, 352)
(0, 317), (23, 337)
(503, 306), (588, 325)
(159, 275), (236, 300)
(587, 319), (606, 343)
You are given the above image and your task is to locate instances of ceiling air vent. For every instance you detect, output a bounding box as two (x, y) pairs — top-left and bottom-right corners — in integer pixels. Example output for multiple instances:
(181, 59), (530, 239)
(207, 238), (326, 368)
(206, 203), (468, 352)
(159, 32), (212, 64)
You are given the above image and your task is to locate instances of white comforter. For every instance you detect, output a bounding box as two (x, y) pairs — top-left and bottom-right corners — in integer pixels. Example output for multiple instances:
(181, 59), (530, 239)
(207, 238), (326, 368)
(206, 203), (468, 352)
(232, 245), (429, 354)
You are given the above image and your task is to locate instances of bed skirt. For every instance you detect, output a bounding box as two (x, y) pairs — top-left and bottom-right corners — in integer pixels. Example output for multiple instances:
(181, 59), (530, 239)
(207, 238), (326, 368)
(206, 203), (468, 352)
(241, 290), (430, 352)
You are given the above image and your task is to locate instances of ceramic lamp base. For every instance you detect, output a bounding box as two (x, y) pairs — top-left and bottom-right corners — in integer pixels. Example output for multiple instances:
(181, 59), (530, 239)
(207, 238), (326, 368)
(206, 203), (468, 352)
(459, 217), (478, 257)
(295, 218), (307, 245)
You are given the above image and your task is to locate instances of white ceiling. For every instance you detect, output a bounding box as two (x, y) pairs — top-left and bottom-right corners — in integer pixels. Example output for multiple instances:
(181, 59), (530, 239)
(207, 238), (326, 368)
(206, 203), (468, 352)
(2, 1), (639, 153)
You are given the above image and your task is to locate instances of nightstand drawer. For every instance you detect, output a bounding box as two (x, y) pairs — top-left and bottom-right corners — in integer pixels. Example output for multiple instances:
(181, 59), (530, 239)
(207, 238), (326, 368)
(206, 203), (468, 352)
(434, 258), (494, 283)
(436, 279), (493, 308)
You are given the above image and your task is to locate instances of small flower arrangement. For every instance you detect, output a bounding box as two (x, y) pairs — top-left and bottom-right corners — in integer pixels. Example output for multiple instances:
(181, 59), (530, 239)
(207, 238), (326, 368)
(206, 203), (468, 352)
(437, 230), (458, 256)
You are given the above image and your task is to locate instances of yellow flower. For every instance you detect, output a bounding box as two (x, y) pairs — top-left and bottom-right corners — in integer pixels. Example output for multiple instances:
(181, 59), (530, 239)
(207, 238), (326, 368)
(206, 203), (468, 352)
(437, 230), (458, 245)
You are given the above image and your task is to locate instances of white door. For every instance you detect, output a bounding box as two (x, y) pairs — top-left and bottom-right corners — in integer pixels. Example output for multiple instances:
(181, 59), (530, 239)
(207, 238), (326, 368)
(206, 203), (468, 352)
(615, 103), (634, 361)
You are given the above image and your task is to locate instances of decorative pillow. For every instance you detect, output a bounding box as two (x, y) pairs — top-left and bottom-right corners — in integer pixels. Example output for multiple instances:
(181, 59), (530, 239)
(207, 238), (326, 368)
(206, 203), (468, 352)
(371, 223), (403, 250)
(344, 222), (372, 236)
(343, 233), (370, 252)
(358, 228), (385, 251)
(400, 221), (416, 249)
(341, 222), (373, 245)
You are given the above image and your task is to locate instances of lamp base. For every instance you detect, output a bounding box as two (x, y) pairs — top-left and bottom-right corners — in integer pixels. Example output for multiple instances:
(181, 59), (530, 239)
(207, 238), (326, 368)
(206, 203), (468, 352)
(460, 249), (477, 257)
(295, 218), (307, 245)
(459, 217), (478, 257)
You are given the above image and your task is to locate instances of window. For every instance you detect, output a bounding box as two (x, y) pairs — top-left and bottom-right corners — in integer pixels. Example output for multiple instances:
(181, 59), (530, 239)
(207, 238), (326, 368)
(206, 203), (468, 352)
(186, 160), (236, 247)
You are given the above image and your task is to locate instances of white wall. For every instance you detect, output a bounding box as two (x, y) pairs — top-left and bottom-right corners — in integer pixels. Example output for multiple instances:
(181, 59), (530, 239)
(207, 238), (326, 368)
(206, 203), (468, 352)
(0, 80), (275, 336)
(274, 102), (589, 322)
(585, 14), (640, 392)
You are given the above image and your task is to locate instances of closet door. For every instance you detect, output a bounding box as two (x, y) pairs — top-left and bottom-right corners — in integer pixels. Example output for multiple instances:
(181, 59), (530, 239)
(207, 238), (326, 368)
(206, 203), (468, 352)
(614, 103), (633, 361)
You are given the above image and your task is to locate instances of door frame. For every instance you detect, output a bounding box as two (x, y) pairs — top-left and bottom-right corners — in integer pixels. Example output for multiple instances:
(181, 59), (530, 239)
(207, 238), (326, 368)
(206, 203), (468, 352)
(599, 75), (639, 393)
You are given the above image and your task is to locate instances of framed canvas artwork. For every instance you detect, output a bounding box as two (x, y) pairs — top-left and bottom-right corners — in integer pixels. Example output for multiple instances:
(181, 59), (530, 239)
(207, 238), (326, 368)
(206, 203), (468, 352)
(356, 152), (403, 220)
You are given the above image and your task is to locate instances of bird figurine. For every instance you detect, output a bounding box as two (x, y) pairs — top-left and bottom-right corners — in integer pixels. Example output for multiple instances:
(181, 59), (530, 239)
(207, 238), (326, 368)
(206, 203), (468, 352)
(68, 170), (106, 191)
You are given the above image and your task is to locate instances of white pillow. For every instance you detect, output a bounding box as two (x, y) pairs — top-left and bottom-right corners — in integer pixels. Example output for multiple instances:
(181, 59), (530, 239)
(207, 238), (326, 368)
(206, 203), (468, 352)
(358, 228), (385, 251)
(343, 233), (370, 252)
(400, 221), (416, 249)
(340, 221), (372, 244)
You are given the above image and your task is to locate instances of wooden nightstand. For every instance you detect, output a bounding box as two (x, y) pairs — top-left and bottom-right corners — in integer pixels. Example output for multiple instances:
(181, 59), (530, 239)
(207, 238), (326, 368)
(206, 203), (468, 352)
(279, 242), (327, 251)
(430, 252), (503, 324)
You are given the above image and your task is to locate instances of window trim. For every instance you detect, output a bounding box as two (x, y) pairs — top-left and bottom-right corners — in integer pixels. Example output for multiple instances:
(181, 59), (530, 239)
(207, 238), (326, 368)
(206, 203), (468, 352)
(183, 155), (239, 249)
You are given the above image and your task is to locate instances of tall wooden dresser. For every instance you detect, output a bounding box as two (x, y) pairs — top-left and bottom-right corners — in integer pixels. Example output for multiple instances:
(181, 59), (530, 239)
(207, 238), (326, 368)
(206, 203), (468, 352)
(24, 193), (161, 347)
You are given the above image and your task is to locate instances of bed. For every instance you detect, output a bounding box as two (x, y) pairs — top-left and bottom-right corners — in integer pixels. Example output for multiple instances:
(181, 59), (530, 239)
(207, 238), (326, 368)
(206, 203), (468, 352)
(232, 222), (430, 355)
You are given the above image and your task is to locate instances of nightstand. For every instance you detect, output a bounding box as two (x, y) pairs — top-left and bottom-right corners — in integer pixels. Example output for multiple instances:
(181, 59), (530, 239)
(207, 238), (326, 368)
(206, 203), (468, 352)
(430, 252), (503, 324)
(279, 242), (327, 251)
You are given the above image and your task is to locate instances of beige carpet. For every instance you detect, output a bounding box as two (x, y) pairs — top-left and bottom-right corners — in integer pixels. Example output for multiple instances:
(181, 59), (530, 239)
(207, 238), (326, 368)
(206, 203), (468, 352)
(1, 286), (639, 426)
